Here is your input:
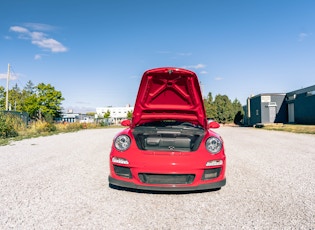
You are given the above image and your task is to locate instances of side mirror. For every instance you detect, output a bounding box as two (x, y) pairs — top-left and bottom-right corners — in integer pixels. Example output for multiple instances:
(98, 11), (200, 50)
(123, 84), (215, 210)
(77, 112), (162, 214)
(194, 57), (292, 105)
(208, 121), (220, 129)
(121, 119), (131, 127)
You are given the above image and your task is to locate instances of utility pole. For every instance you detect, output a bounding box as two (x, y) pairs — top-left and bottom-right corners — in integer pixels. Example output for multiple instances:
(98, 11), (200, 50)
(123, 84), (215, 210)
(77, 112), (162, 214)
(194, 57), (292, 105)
(5, 63), (10, 111)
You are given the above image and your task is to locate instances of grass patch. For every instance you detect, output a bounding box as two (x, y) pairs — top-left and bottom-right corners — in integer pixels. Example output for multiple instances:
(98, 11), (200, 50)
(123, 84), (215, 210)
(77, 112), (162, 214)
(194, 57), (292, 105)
(0, 120), (120, 146)
(261, 123), (315, 134)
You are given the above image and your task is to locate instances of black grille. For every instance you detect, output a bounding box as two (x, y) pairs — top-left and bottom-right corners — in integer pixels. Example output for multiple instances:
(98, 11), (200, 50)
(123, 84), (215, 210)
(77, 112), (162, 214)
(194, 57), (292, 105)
(114, 165), (132, 178)
(138, 173), (195, 184)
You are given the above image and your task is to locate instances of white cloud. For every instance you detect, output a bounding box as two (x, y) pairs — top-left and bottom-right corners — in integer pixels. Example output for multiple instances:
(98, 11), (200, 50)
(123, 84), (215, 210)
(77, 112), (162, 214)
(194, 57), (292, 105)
(195, 64), (206, 69)
(182, 64), (206, 69)
(32, 38), (68, 52)
(0, 72), (17, 80)
(10, 26), (29, 33)
(34, 53), (48, 60)
(34, 54), (42, 60)
(9, 24), (68, 53)
(298, 32), (309, 42)
(214, 77), (223, 81)
(24, 23), (56, 31)
(31, 31), (46, 40)
(176, 52), (192, 56)
(0, 73), (7, 79)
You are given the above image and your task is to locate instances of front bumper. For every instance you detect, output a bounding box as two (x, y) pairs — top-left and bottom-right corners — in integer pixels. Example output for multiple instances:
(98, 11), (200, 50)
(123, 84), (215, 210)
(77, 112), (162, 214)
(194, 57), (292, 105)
(108, 176), (226, 192)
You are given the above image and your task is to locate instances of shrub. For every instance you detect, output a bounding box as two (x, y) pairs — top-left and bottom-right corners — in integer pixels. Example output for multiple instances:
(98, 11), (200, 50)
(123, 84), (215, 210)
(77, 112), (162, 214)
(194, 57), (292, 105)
(0, 113), (20, 138)
(29, 120), (57, 134)
(55, 122), (82, 132)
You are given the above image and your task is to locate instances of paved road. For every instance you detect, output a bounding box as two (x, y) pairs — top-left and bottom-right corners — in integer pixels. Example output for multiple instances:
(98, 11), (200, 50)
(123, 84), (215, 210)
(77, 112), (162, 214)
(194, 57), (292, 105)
(0, 127), (314, 229)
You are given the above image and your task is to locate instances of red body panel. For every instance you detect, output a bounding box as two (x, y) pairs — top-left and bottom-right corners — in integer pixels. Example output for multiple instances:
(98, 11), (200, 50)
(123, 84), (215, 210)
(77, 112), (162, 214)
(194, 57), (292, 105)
(132, 67), (207, 128)
(108, 67), (226, 191)
(109, 129), (226, 190)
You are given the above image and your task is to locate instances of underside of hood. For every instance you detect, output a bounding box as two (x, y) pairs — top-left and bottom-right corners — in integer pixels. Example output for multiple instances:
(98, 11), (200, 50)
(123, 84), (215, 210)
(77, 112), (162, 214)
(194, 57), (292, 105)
(132, 67), (207, 128)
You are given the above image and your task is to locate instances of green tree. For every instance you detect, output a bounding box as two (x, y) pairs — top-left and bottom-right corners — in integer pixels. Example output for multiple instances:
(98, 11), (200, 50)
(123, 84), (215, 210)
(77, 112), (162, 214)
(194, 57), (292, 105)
(232, 98), (244, 125)
(0, 86), (5, 110)
(22, 83), (64, 121)
(214, 94), (234, 124)
(21, 81), (37, 118)
(23, 94), (39, 119)
(24, 80), (35, 95)
(8, 84), (23, 111)
(36, 83), (64, 121)
(203, 92), (217, 119)
(102, 110), (111, 126)
(103, 110), (110, 119)
(1, 80), (64, 121)
(204, 91), (245, 124)
(127, 110), (133, 119)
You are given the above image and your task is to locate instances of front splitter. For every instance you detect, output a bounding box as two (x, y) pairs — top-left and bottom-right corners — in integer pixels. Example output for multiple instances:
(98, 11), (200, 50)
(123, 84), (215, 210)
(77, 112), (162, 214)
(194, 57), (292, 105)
(108, 176), (226, 192)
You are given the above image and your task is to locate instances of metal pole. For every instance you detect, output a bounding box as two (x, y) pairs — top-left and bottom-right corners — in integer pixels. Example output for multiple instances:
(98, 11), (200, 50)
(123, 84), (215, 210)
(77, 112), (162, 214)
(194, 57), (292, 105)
(5, 63), (10, 111)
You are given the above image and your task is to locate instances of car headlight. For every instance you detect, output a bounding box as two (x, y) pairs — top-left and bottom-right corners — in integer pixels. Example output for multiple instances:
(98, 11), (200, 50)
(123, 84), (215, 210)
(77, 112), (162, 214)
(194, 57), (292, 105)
(205, 137), (222, 154)
(114, 135), (131, 151)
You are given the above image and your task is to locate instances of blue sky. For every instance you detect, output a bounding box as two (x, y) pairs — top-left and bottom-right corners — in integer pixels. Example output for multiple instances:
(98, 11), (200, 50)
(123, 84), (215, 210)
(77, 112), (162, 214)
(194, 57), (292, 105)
(1, 0), (314, 113)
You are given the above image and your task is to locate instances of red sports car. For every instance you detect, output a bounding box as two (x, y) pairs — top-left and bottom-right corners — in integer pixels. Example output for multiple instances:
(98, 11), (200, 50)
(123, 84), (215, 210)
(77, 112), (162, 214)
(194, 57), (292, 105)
(108, 67), (226, 191)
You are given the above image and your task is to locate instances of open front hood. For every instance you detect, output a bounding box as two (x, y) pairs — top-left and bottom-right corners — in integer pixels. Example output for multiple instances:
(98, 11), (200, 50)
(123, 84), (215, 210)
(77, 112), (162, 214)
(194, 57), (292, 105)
(132, 67), (207, 128)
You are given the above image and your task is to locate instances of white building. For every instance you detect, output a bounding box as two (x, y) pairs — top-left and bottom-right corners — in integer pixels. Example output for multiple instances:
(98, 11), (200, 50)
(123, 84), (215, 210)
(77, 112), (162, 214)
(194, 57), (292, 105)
(61, 113), (80, 123)
(60, 111), (94, 123)
(96, 105), (134, 124)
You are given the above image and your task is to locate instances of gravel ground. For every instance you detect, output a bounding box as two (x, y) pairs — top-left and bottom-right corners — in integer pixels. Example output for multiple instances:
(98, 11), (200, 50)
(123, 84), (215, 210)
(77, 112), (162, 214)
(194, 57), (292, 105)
(0, 127), (314, 230)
